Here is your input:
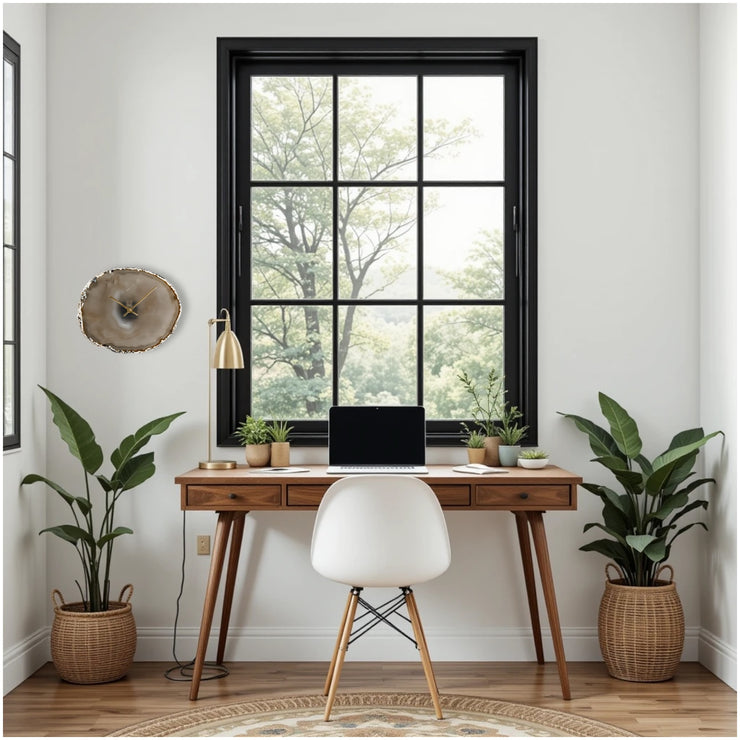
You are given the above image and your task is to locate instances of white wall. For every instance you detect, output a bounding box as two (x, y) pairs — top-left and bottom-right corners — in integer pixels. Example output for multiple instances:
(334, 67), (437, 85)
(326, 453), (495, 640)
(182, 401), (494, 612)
(698, 2), (737, 690)
(5, 1), (735, 690)
(2, 3), (48, 693)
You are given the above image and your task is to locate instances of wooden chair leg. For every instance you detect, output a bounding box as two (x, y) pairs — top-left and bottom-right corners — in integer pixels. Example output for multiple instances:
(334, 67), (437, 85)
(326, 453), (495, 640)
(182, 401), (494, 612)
(324, 589), (359, 722)
(324, 590), (355, 695)
(405, 589), (443, 720)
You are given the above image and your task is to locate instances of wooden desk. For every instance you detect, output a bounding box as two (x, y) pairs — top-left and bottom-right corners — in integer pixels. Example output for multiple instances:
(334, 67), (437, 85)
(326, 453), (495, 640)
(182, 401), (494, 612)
(175, 464), (581, 701)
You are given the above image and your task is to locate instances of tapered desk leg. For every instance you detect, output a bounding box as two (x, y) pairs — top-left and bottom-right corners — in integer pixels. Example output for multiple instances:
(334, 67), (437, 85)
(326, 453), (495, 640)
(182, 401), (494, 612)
(513, 512), (545, 664)
(527, 511), (571, 700)
(189, 511), (234, 701)
(216, 512), (247, 665)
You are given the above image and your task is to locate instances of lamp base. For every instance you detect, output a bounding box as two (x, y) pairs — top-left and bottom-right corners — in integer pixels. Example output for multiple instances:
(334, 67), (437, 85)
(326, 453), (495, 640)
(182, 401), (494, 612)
(199, 460), (237, 470)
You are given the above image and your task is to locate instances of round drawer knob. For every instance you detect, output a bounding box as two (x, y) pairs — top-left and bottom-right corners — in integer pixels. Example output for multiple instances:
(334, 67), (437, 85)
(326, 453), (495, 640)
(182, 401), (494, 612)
(229, 493), (237, 500)
(519, 492), (529, 500)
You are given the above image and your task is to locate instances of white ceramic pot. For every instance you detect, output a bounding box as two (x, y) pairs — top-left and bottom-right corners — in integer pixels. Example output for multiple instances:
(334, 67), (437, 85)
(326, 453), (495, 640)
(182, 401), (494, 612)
(518, 458), (549, 469)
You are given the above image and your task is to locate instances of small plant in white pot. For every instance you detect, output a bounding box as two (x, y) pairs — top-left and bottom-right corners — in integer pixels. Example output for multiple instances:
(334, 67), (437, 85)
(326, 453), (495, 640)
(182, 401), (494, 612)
(236, 415), (271, 467)
(494, 402), (528, 466)
(518, 449), (549, 468)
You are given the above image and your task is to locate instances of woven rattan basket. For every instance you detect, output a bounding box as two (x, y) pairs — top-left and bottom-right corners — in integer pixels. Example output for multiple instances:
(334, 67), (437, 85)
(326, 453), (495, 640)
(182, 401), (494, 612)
(598, 564), (684, 682)
(50, 584), (137, 684)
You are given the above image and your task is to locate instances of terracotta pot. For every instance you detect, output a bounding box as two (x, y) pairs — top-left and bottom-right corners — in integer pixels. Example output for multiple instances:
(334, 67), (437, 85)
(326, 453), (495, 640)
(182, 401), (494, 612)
(270, 442), (290, 467)
(245, 443), (271, 467)
(483, 436), (501, 466)
(467, 447), (486, 464)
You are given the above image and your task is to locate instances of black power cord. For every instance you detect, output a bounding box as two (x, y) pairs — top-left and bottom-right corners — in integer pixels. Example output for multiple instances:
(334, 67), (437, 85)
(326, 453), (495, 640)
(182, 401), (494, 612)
(164, 511), (229, 682)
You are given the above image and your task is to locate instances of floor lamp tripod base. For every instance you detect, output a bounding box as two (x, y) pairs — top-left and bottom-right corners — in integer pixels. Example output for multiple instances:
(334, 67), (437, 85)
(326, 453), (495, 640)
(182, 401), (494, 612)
(199, 460), (237, 470)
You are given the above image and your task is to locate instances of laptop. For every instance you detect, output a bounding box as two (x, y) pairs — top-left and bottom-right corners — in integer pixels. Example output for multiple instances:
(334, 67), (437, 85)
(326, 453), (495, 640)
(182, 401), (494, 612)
(326, 405), (428, 474)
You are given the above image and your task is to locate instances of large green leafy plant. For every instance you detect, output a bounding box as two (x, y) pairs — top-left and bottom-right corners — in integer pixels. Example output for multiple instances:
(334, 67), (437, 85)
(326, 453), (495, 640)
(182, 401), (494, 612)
(560, 392), (722, 586)
(22, 386), (184, 611)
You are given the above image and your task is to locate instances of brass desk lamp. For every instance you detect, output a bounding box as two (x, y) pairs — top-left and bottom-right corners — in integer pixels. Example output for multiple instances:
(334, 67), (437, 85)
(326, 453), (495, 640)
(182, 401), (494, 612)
(200, 308), (244, 469)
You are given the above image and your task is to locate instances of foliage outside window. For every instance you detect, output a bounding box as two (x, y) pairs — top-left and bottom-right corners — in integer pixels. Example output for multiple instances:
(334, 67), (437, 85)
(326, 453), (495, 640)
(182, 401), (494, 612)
(217, 39), (537, 445)
(3, 33), (20, 450)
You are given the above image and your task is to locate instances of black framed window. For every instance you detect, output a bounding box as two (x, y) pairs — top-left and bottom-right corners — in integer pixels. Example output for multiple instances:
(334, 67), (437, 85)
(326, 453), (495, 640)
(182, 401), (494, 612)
(3, 33), (20, 451)
(217, 38), (537, 446)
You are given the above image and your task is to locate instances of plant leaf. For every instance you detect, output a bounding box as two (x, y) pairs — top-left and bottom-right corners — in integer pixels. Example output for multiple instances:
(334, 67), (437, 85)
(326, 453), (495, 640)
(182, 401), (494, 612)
(21, 474), (76, 506)
(111, 412), (185, 470)
(97, 526), (134, 547)
(625, 534), (656, 552)
(39, 524), (95, 548)
(115, 453), (155, 491)
(558, 412), (623, 460)
(651, 430), (723, 475)
(579, 538), (632, 568)
(598, 392), (642, 459)
(643, 538), (667, 563)
(39, 386), (103, 475)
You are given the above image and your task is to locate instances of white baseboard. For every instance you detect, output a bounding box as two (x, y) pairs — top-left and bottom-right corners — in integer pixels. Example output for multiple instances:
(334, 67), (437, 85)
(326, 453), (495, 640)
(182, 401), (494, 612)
(4, 624), (711, 693)
(135, 625), (702, 664)
(698, 628), (737, 689)
(3, 627), (49, 695)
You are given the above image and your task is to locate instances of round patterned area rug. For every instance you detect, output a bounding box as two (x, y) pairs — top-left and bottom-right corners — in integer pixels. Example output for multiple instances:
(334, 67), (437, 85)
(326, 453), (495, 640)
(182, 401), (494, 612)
(110, 692), (635, 737)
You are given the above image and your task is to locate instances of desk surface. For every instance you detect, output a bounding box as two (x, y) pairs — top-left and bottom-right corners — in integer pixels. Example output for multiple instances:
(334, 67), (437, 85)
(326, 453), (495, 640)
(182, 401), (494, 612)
(176, 464), (581, 511)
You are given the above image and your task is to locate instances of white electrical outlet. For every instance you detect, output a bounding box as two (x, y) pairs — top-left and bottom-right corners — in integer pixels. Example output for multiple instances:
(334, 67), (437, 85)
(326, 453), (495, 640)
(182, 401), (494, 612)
(196, 535), (211, 555)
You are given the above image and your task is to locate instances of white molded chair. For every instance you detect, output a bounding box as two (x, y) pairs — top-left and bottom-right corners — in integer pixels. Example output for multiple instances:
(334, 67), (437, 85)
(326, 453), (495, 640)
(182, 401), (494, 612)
(310, 474), (451, 721)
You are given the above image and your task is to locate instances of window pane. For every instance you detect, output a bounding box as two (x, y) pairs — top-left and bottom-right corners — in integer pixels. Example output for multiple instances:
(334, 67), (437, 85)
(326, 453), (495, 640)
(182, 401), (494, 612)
(339, 77), (417, 182)
(424, 77), (504, 181)
(338, 305), (416, 405)
(339, 186), (417, 300)
(251, 186), (333, 300)
(251, 77), (332, 181)
(3, 59), (13, 156)
(3, 156), (13, 245)
(424, 187), (504, 299)
(423, 305), (504, 419)
(4, 247), (13, 339)
(4, 344), (14, 437)
(251, 304), (332, 420)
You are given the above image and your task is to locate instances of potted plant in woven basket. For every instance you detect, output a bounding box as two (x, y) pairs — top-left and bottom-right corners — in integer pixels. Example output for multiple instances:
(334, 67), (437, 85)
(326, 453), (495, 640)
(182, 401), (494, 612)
(22, 386), (184, 684)
(560, 392), (722, 682)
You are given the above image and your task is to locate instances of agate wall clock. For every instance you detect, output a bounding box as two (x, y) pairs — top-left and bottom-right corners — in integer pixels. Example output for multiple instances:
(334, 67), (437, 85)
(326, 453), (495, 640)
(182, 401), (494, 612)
(78, 268), (181, 353)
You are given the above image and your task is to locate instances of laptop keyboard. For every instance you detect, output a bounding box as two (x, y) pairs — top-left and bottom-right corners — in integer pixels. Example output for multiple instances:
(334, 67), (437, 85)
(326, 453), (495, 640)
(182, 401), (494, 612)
(327, 464), (428, 474)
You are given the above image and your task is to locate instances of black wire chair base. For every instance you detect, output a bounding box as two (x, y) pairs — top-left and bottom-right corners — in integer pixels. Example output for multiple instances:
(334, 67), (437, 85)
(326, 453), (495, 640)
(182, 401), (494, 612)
(347, 586), (418, 649)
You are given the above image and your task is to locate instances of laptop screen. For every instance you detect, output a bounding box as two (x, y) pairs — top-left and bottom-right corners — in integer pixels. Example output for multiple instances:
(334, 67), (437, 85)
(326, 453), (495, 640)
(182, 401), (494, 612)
(328, 406), (426, 466)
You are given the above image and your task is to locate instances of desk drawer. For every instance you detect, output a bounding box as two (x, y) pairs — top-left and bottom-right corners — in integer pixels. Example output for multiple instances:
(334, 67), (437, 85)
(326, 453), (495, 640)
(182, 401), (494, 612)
(433, 485), (471, 506)
(476, 484), (571, 508)
(186, 485), (281, 508)
(287, 485), (329, 507)
(286, 484), (471, 507)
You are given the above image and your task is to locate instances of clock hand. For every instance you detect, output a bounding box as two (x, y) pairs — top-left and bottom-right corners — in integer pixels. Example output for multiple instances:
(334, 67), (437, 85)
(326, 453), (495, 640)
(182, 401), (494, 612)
(131, 286), (157, 310)
(109, 296), (138, 316)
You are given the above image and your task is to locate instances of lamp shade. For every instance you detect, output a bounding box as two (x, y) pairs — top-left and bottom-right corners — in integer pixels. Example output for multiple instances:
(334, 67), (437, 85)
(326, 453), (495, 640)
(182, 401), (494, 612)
(212, 316), (244, 369)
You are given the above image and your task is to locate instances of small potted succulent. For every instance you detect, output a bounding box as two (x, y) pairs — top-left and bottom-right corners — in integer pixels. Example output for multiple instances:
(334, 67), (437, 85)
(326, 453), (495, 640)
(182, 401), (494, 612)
(268, 419), (294, 467)
(236, 415), (271, 467)
(518, 449), (549, 469)
(494, 402), (528, 466)
(461, 423), (486, 464)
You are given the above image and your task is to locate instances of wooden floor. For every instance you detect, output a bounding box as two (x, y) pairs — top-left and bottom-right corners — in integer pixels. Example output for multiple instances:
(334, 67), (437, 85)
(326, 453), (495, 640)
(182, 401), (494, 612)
(3, 661), (737, 736)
